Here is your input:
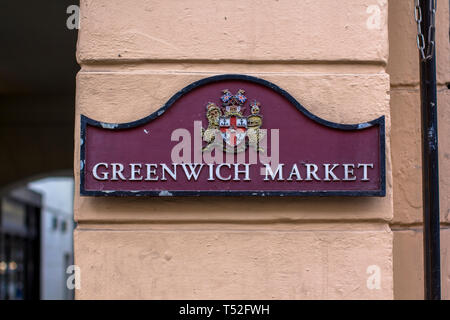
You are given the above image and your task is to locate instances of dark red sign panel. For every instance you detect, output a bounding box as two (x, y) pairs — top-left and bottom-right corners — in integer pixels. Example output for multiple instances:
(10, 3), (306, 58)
(80, 74), (385, 197)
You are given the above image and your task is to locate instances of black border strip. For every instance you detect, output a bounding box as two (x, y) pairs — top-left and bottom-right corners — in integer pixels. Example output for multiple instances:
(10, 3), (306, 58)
(80, 74), (386, 197)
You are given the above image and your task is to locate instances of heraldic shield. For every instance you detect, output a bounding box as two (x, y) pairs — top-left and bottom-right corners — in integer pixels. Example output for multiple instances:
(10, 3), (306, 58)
(202, 89), (264, 153)
(219, 115), (247, 147)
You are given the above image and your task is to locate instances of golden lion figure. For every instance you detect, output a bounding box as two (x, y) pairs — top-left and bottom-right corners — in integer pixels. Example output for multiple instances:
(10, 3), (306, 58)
(247, 101), (265, 152)
(202, 102), (222, 151)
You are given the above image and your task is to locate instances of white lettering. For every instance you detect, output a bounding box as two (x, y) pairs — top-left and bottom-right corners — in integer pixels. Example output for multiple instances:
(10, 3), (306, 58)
(323, 163), (340, 181)
(358, 163), (374, 181)
(305, 164), (320, 181)
(130, 163), (143, 181)
(216, 164), (232, 181)
(161, 163), (177, 181)
(111, 163), (126, 181)
(207, 163), (215, 181)
(264, 164), (284, 181)
(233, 164), (250, 181)
(92, 163), (108, 180)
(343, 164), (357, 181)
(145, 164), (158, 181)
(287, 163), (302, 181)
(181, 163), (204, 181)
(89, 162), (373, 183)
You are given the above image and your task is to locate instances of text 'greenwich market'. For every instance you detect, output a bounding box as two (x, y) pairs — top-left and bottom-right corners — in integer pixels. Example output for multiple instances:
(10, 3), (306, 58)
(90, 162), (375, 182)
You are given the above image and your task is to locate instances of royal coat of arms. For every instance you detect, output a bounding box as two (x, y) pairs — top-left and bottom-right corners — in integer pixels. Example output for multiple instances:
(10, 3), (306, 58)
(202, 89), (265, 153)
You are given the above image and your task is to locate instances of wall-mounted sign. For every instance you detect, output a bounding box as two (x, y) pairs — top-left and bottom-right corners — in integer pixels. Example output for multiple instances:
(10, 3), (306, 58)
(80, 74), (385, 197)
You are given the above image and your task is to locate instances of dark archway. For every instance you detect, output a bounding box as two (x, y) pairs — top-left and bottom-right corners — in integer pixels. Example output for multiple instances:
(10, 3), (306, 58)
(0, 0), (79, 189)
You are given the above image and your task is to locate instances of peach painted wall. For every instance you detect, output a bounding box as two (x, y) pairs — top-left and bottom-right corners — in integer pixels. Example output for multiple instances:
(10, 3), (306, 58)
(387, 0), (450, 299)
(74, 0), (396, 299)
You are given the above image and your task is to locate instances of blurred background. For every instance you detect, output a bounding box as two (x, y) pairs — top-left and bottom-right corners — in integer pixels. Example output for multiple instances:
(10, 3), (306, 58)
(0, 0), (79, 299)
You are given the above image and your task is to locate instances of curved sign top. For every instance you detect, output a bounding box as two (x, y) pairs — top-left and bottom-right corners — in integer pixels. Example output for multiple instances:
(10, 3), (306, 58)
(80, 74), (385, 197)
